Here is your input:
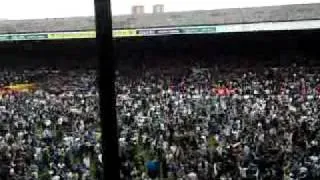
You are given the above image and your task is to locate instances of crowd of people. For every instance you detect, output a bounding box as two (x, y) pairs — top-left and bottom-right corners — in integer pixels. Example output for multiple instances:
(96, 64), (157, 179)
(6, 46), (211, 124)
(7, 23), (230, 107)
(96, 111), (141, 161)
(0, 68), (102, 180)
(1, 53), (320, 180)
(117, 57), (320, 180)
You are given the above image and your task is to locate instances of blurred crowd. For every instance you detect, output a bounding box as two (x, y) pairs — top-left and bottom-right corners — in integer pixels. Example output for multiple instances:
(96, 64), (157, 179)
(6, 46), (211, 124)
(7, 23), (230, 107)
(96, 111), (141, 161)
(1, 54), (320, 180)
(0, 68), (102, 180)
(117, 60), (320, 180)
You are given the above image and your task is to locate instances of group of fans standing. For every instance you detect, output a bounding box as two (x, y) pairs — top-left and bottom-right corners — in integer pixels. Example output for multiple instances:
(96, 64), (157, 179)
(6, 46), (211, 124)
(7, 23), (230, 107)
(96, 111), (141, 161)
(117, 56), (320, 180)
(0, 36), (319, 180)
(0, 68), (102, 180)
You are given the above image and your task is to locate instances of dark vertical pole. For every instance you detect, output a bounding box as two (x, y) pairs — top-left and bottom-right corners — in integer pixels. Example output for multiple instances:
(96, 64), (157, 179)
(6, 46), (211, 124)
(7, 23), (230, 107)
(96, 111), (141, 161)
(94, 0), (119, 179)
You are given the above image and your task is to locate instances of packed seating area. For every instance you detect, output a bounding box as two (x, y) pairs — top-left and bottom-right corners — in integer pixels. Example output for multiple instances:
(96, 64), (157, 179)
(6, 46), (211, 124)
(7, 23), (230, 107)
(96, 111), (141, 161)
(0, 41), (320, 180)
(117, 56), (320, 179)
(0, 68), (101, 180)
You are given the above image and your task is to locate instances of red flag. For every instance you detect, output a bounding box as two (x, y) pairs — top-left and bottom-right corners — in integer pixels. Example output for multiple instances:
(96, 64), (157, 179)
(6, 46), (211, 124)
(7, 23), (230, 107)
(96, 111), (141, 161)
(315, 84), (320, 94)
(217, 88), (225, 96)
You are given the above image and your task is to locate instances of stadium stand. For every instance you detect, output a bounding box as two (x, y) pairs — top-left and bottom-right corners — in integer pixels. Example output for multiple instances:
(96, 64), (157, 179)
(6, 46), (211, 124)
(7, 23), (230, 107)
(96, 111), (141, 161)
(0, 3), (320, 179)
(0, 3), (319, 33)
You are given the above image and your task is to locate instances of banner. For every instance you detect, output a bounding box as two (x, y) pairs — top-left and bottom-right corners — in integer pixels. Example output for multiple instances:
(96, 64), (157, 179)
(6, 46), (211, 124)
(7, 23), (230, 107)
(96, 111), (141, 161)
(0, 26), (218, 41)
(0, 35), (11, 41)
(136, 28), (183, 36)
(0, 20), (319, 41)
(155, 28), (182, 35)
(5, 83), (37, 92)
(136, 29), (156, 36)
(0, 34), (48, 41)
(113, 29), (137, 37)
(212, 88), (237, 96)
(11, 34), (48, 41)
(182, 26), (217, 34)
(136, 26), (217, 36)
(0, 26), (217, 41)
(47, 31), (96, 39)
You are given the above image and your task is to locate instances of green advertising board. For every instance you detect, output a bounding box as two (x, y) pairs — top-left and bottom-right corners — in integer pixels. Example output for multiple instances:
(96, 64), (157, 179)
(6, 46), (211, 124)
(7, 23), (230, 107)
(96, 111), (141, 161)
(0, 33), (48, 41)
(0, 35), (10, 41)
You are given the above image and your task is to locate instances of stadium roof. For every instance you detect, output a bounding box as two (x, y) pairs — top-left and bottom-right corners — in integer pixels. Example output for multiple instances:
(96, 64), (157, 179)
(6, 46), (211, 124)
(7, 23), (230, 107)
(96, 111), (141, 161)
(0, 3), (319, 34)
